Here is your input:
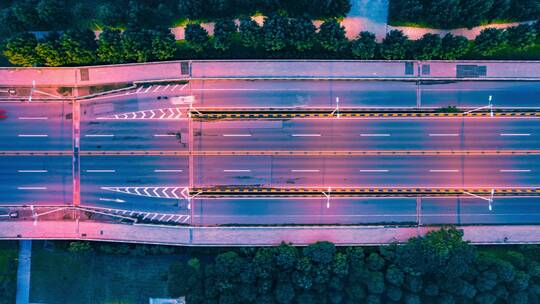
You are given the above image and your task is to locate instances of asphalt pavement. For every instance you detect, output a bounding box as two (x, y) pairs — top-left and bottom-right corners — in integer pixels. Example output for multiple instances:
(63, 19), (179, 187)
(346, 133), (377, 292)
(1, 79), (540, 225)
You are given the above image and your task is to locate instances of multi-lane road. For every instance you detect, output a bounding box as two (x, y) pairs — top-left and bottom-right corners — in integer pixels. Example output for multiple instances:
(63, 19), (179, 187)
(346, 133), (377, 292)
(1, 80), (540, 225)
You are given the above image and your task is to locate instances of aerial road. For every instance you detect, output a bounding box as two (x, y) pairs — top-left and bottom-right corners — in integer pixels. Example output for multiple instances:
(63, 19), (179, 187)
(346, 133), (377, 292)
(1, 79), (539, 226)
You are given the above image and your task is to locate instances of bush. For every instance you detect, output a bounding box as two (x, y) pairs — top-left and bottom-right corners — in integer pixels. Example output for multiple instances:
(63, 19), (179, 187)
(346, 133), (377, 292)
(474, 27), (508, 56)
(506, 24), (537, 49)
(351, 31), (377, 59)
(380, 30), (410, 60)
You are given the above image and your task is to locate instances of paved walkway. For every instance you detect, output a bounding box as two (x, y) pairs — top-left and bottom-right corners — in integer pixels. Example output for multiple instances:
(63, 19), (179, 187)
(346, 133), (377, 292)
(390, 20), (537, 40)
(16, 240), (31, 304)
(1, 221), (540, 246)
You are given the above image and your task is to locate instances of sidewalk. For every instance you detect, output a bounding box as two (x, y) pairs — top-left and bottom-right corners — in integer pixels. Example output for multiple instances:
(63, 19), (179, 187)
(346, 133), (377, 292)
(16, 240), (31, 304)
(1, 221), (539, 246)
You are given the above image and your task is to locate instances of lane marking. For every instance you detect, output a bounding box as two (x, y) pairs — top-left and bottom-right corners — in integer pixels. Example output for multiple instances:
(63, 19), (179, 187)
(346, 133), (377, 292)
(17, 134), (48, 137)
(429, 169), (459, 173)
(291, 169), (320, 172)
(359, 169), (389, 172)
(500, 133), (530, 136)
(18, 170), (47, 173)
(179, 84), (188, 91)
(144, 87), (151, 93)
(499, 169), (531, 172)
(153, 85), (161, 93)
(86, 170), (116, 173)
(153, 134), (176, 137)
(223, 169), (251, 172)
(154, 169), (184, 172)
(429, 133), (459, 137)
(17, 187), (47, 190)
(84, 134), (114, 137)
(172, 84), (179, 91)
(18, 117), (48, 120)
(136, 87), (143, 93)
(360, 134), (390, 137)
(223, 134), (252, 137)
(291, 134), (321, 137)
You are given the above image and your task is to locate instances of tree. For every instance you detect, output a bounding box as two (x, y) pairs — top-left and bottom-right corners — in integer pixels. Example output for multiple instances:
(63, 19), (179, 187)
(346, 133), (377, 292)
(366, 253), (385, 271)
(95, 2), (125, 27)
(441, 33), (470, 59)
(60, 30), (97, 65)
(510, 0), (540, 20)
(366, 271), (385, 294)
(386, 265), (404, 286)
(97, 29), (125, 64)
(3, 32), (39, 66)
(213, 19), (237, 51)
(287, 17), (317, 52)
(275, 280), (295, 304)
(506, 24), (537, 50)
(185, 23), (209, 53)
(413, 33), (442, 59)
(12, 0), (37, 28)
(459, 0), (494, 28)
(239, 16), (262, 48)
(423, 0), (461, 28)
(36, 0), (69, 29)
(318, 19), (348, 53)
(263, 15), (289, 52)
(36, 32), (66, 66)
(474, 28), (507, 56)
(380, 30), (409, 60)
(178, 0), (206, 19)
(151, 29), (177, 60)
(275, 243), (298, 270)
(351, 31), (377, 59)
(388, 0), (422, 23)
(303, 241), (336, 264)
(487, 0), (511, 20)
(122, 29), (153, 62)
(0, 8), (26, 39)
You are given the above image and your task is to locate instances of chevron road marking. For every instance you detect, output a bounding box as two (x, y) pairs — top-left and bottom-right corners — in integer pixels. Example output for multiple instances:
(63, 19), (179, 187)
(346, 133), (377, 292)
(96, 107), (183, 120)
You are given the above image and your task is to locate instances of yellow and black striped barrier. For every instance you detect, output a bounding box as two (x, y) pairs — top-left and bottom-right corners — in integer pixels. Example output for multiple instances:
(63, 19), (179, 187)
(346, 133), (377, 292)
(190, 187), (540, 197)
(190, 108), (540, 120)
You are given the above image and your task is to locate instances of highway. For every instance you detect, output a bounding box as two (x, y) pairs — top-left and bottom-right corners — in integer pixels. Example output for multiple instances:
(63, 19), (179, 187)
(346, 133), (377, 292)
(1, 79), (540, 226)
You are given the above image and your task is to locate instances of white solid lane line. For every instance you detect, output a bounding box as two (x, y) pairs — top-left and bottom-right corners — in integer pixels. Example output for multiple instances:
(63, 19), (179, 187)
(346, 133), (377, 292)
(153, 134), (176, 137)
(500, 133), (530, 136)
(499, 169), (531, 172)
(154, 169), (184, 173)
(17, 187), (47, 190)
(360, 134), (390, 137)
(291, 134), (321, 137)
(18, 134), (48, 137)
(223, 169), (251, 172)
(223, 134), (252, 137)
(18, 117), (48, 120)
(86, 170), (116, 173)
(429, 169), (459, 173)
(84, 134), (114, 137)
(429, 133), (459, 137)
(359, 170), (389, 172)
(18, 170), (47, 173)
(291, 169), (320, 172)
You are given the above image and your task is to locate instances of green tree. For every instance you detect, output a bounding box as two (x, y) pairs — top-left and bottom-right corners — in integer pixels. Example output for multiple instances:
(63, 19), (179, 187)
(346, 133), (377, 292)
(60, 29), (97, 65)
(441, 33), (470, 59)
(510, 0), (540, 20)
(185, 23), (209, 53)
(366, 253), (385, 271)
(263, 14), (289, 52)
(253, 247), (275, 279)
(388, 0), (422, 23)
(424, 0), (461, 28)
(487, 0), (511, 20)
(459, 0), (494, 28)
(366, 271), (385, 294)
(351, 31), (377, 59)
(292, 257), (313, 290)
(386, 265), (404, 286)
(318, 19), (348, 53)
(97, 29), (125, 64)
(275, 280), (295, 304)
(67, 241), (93, 253)
(304, 241), (336, 264)
(36, 0), (69, 29)
(213, 19), (237, 51)
(506, 24), (537, 50)
(413, 33), (442, 59)
(3, 32), (39, 66)
(178, 0), (206, 19)
(275, 243), (298, 270)
(475, 292), (497, 304)
(380, 30), (409, 59)
(151, 29), (177, 60)
(287, 17), (317, 52)
(95, 2), (125, 27)
(36, 32), (66, 66)
(387, 284), (403, 301)
(0, 8), (26, 39)
(122, 29), (153, 62)
(239, 16), (262, 48)
(12, 0), (37, 28)
(474, 27), (507, 56)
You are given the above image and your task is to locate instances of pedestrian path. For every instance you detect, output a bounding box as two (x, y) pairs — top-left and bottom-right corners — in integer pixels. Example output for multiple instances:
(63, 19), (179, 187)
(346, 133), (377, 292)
(16, 240), (31, 304)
